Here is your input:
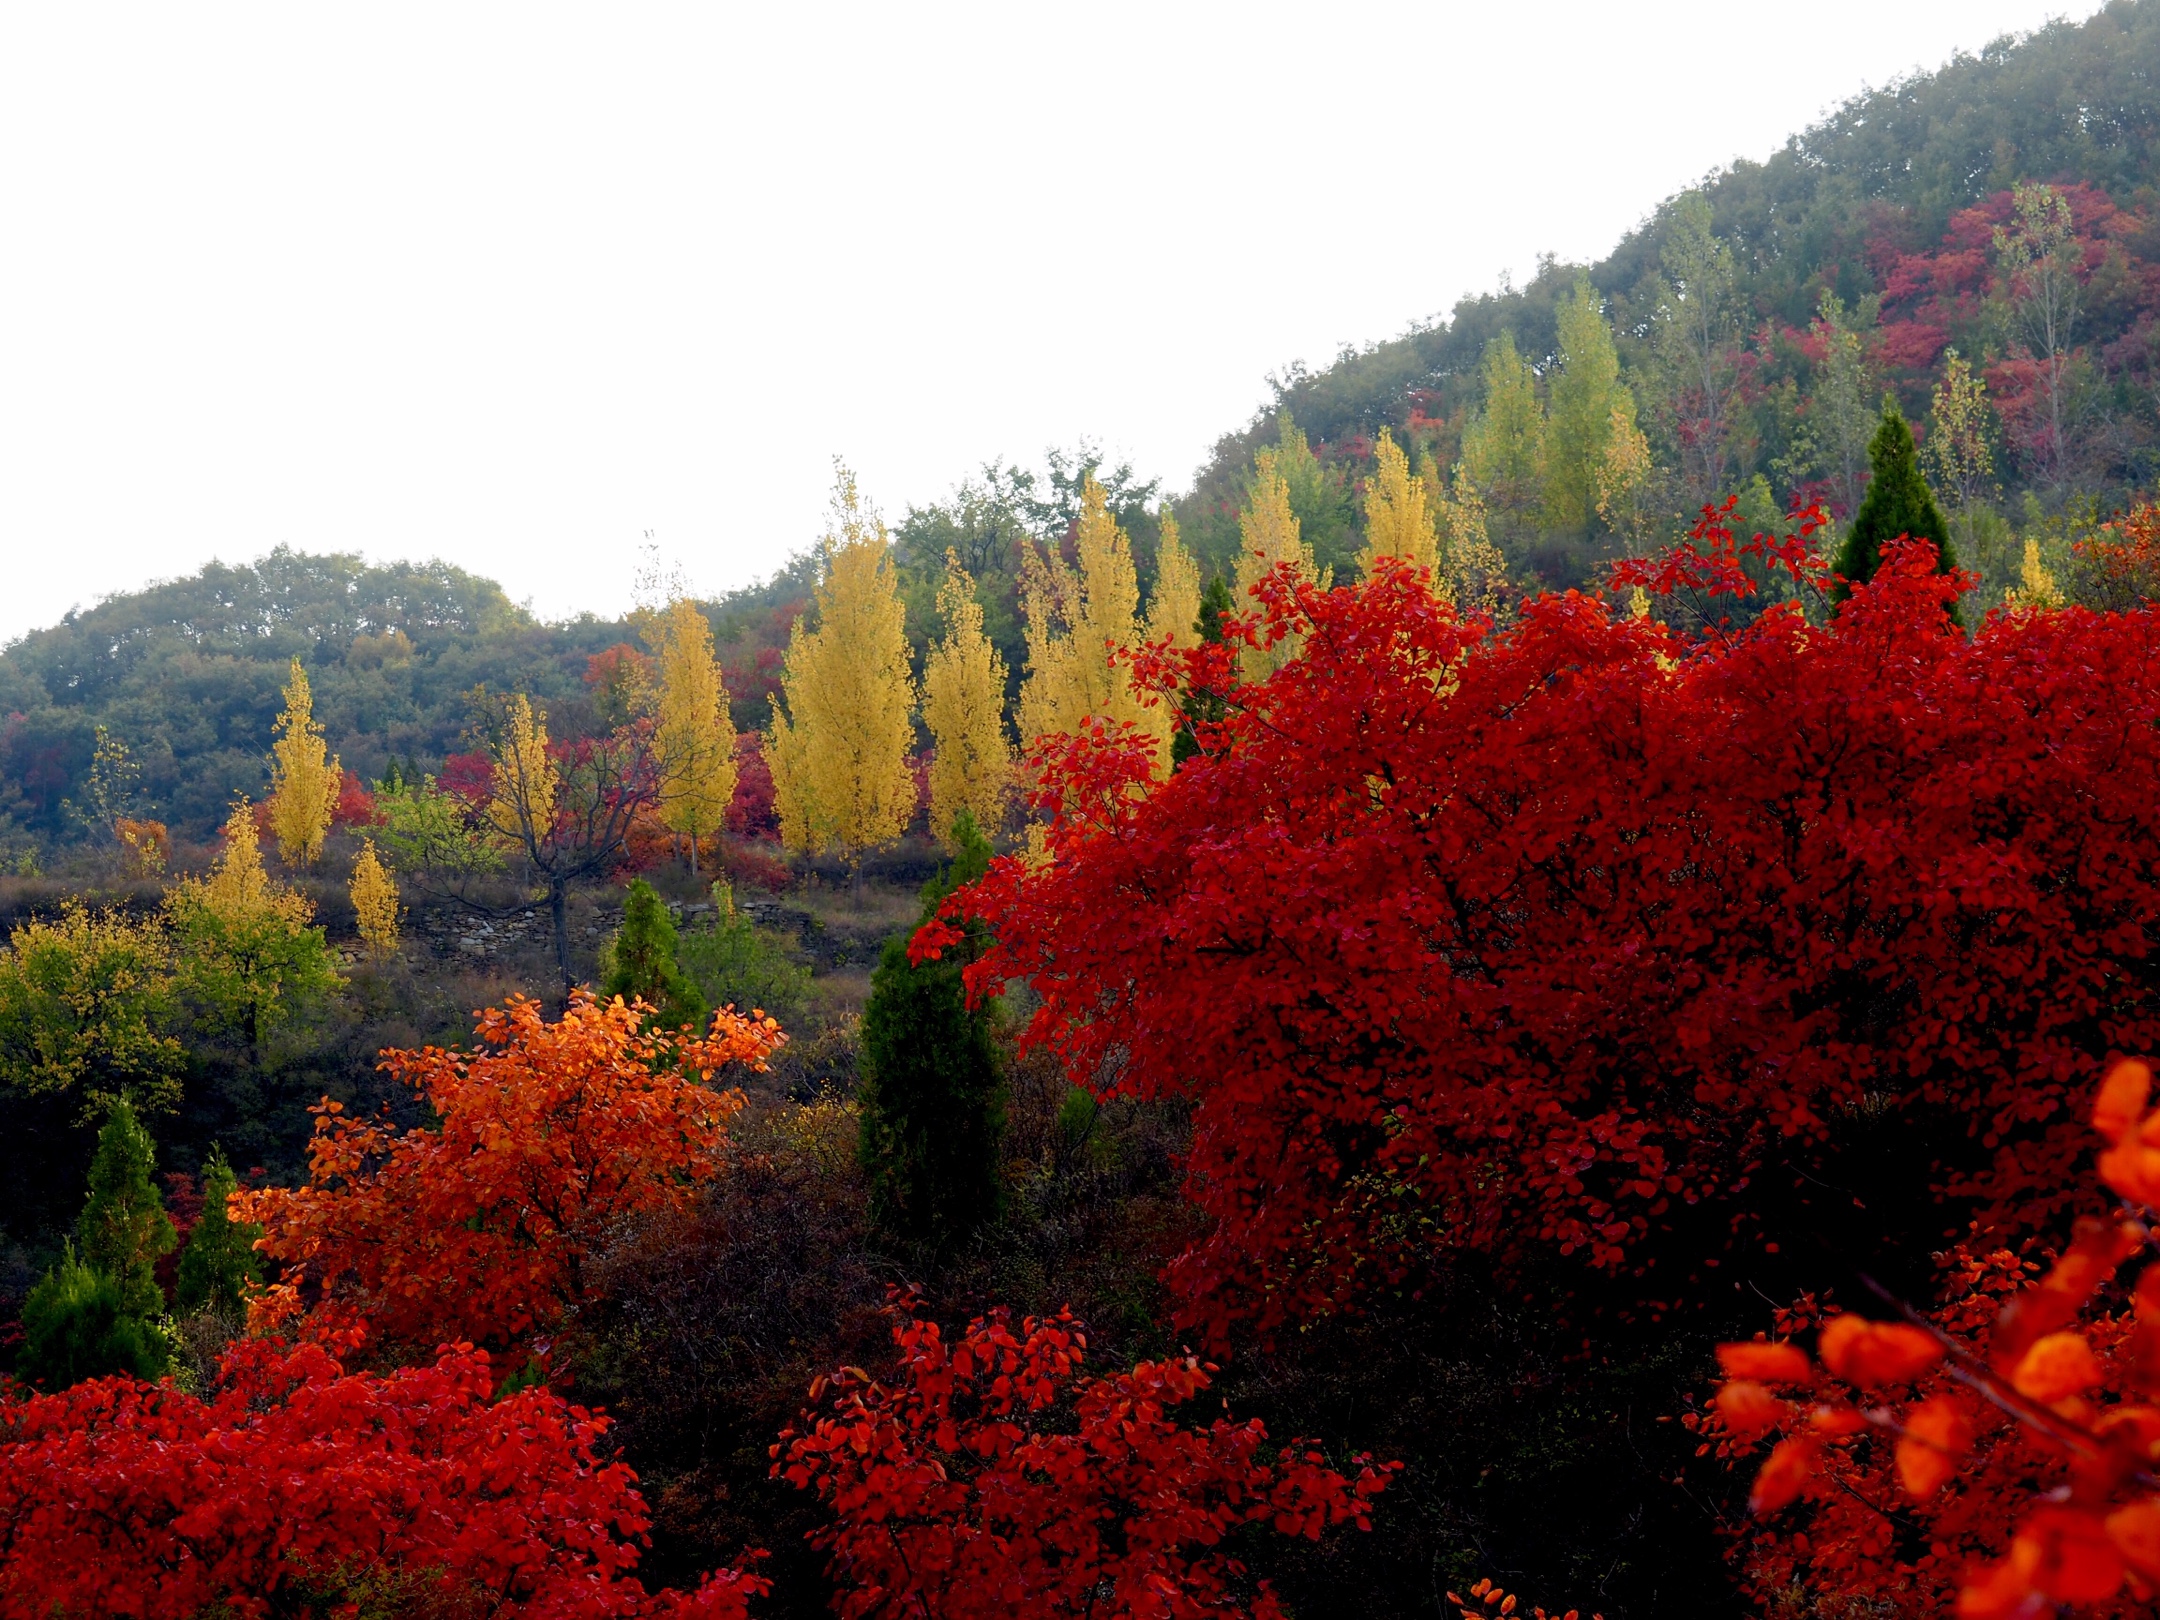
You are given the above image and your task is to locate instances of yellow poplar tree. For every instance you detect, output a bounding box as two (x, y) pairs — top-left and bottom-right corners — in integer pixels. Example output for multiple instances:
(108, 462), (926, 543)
(348, 838), (400, 960)
(1019, 476), (1171, 774)
(923, 550), (1014, 848)
(266, 659), (340, 869)
(1426, 454), (1508, 614)
(765, 465), (918, 880)
(1145, 508), (1202, 651)
(1359, 429), (1444, 587)
(648, 598), (738, 875)
(1234, 450), (1317, 681)
(486, 694), (557, 854)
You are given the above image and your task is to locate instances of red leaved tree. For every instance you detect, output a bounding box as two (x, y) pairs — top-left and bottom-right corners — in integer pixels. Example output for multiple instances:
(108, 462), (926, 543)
(0, 1335), (765, 1620)
(234, 992), (783, 1360)
(931, 523), (2160, 1347)
(773, 1294), (1394, 1619)
(1711, 1060), (2160, 1618)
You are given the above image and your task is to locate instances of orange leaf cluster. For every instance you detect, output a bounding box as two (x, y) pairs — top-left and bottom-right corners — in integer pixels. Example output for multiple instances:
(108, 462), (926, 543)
(233, 991), (782, 1358)
(1711, 1061), (2160, 1618)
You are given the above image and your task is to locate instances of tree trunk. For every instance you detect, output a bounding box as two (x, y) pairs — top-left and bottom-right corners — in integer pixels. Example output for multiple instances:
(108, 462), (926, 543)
(851, 856), (865, 907)
(688, 828), (699, 878)
(550, 877), (573, 1005)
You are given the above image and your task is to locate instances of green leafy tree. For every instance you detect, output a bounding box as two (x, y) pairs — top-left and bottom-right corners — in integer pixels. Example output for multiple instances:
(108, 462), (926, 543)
(0, 904), (183, 1119)
(174, 1146), (261, 1317)
(857, 809), (1006, 1251)
(598, 878), (707, 1032)
(1831, 397), (1961, 618)
(164, 802), (342, 1070)
(676, 888), (812, 1030)
(17, 1243), (168, 1389)
(1543, 280), (1633, 533)
(76, 1098), (176, 1319)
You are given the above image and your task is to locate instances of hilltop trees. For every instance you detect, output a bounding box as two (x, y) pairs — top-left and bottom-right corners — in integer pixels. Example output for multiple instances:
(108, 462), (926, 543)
(767, 466), (919, 890)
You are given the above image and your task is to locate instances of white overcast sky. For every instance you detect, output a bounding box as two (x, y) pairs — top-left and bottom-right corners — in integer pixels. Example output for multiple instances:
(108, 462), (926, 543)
(0, 1), (2105, 643)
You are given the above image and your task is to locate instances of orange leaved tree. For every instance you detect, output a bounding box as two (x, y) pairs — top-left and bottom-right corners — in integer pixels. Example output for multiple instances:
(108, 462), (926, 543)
(1711, 1060), (2160, 1618)
(234, 991), (783, 1361)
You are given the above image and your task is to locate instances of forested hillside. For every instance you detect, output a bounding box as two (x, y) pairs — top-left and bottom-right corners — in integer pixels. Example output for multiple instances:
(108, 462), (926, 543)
(1169, 0), (2160, 592)
(14, 1), (2160, 852)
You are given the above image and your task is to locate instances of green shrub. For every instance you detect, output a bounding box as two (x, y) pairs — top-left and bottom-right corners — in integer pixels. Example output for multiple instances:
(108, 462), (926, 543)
(677, 896), (812, 1032)
(175, 1147), (261, 1317)
(17, 1244), (168, 1388)
(598, 879), (707, 1031)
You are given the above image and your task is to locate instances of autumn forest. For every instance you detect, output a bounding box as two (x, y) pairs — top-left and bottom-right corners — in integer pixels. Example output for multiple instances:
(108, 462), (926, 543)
(17, 6), (2160, 1618)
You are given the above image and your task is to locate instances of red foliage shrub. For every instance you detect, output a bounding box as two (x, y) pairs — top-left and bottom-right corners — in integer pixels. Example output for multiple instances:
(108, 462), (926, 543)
(1710, 1062), (2160, 1619)
(437, 747), (496, 813)
(773, 1295), (1393, 1618)
(0, 1336), (765, 1619)
(727, 733), (778, 842)
(329, 765), (378, 828)
(939, 538), (2160, 1346)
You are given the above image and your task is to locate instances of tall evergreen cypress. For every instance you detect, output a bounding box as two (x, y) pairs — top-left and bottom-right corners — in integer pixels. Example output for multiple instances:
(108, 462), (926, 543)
(857, 809), (1006, 1252)
(1831, 397), (1961, 617)
(599, 878), (708, 1032)
(76, 1098), (175, 1319)
(175, 1146), (262, 1316)
(1171, 572), (1236, 769)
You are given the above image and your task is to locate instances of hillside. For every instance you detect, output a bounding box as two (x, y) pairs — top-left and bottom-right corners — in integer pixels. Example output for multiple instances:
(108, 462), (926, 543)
(1173, 0), (2160, 589)
(10, 2), (2160, 853)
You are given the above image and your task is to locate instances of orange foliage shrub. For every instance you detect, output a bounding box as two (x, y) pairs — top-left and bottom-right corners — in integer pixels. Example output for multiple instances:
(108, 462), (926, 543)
(1711, 1060), (2160, 1618)
(113, 817), (169, 878)
(234, 991), (782, 1359)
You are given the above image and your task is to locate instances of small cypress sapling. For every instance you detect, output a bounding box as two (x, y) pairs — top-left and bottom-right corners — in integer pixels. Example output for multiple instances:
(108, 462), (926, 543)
(1171, 572), (1237, 769)
(857, 808), (1006, 1251)
(175, 1146), (261, 1317)
(599, 878), (708, 1032)
(76, 1098), (175, 1319)
(17, 1243), (167, 1388)
(1831, 396), (1962, 620)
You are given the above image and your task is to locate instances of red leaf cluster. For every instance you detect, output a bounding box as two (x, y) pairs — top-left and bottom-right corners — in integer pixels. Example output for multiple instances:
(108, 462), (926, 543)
(772, 1295), (1395, 1618)
(945, 545), (2160, 1346)
(1710, 1062), (2160, 1618)
(0, 1336), (765, 1619)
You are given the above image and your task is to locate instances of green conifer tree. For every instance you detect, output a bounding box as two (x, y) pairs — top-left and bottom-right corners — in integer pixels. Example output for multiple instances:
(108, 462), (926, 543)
(1171, 573), (1236, 769)
(76, 1098), (175, 1319)
(1832, 397), (1962, 620)
(599, 878), (708, 1032)
(857, 809), (1006, 1251)
(17, 1243), (167, 1388)
(175, 1146), (261, 1317)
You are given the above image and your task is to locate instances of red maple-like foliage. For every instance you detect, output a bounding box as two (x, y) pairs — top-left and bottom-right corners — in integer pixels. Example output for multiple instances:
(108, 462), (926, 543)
(1710, 1061), (2160, 1619)
(0, 1335), (766, 1620)
(330, 765), (379, 828)
(929, 530), (2160, 1347)
(772, 1294), (1394, 1619)
(234, 992), (783, 1360)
